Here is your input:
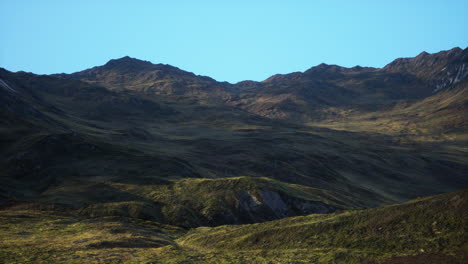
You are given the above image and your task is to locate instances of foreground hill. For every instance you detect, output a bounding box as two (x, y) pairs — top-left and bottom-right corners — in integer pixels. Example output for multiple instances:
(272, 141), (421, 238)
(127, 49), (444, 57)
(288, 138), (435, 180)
(179, 189), (467, 263)
(1, 189), (466, 263)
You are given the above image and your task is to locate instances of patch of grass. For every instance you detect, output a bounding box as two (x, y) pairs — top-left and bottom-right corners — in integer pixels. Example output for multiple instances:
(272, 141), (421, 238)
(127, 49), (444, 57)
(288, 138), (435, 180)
(0, 210), (184, 264)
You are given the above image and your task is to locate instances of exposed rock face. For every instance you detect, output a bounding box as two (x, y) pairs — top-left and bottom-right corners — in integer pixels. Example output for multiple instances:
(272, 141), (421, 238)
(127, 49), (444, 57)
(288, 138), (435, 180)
(260, 190), (288, 214)
(0, 78), (17, 93)
(433, 61), (468, 92)
(383, 47), (468, 91)
(236, 189), (337, 224)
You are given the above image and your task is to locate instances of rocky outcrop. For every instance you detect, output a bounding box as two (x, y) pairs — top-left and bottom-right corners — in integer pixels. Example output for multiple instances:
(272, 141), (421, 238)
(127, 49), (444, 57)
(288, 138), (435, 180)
(383, 47), (468, 91)
(238, 189), (336, 222)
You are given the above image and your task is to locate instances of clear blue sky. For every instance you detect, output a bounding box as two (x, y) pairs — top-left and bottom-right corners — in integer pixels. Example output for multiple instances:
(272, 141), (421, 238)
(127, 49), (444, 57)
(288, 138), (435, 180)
(1, 0), (467, 83)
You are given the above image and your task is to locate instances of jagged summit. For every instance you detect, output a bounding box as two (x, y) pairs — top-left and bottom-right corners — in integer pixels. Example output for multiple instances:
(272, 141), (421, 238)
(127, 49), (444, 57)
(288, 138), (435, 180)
(383, 47), (466, 71)
(382, 47), (468, 91)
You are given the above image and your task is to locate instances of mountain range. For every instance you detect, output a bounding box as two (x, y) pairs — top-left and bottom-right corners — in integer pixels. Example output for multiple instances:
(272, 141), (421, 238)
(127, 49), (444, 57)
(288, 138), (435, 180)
(0, 47), (467, 263)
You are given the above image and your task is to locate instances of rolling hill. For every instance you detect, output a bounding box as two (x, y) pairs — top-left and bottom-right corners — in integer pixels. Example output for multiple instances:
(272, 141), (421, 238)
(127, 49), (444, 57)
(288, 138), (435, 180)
(1, 189), (465, 263)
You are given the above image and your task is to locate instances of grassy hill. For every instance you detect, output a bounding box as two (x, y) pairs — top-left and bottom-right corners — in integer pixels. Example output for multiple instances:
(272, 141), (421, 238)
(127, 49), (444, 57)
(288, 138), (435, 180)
(37, 176), (360, 227)
(1, 189), (465, 264)
(179, 189), (467, 263)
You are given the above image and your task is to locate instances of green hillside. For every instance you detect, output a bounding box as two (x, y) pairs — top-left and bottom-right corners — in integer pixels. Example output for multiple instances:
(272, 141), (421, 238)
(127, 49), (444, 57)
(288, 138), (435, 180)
(1, 190), (466, 264)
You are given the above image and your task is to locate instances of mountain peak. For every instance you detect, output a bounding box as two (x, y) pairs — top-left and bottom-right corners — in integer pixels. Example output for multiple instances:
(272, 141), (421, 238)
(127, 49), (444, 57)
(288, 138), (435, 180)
(304, 63), (347, 75)
(114, 55), (134, 61)
(104, 56), (153, 67)
(96, 56), (158, 74)
(416, 51), (429, 58)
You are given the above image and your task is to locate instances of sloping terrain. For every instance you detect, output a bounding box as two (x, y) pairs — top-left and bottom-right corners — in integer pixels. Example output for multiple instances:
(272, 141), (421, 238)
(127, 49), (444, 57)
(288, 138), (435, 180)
(177, 189), (467, 264)
(1, 189), (465, 263)
(313, 83), (468, 143)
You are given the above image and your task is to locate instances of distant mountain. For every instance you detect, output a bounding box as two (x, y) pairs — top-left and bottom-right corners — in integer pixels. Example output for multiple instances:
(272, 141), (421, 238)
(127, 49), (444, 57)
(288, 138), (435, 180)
(54, 48), (468, 136)
(384, 47), (468, 92)
(55, 56), (235, 103)
(230, 47), (468, 124)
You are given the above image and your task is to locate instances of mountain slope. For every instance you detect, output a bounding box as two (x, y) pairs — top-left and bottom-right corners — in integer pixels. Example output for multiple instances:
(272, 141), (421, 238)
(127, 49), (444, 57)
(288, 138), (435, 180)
(311, 79), (468, 142)
(0, 69), (391, 218)
(231, 47), (468, 125)
(2, 67), (467, 222)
